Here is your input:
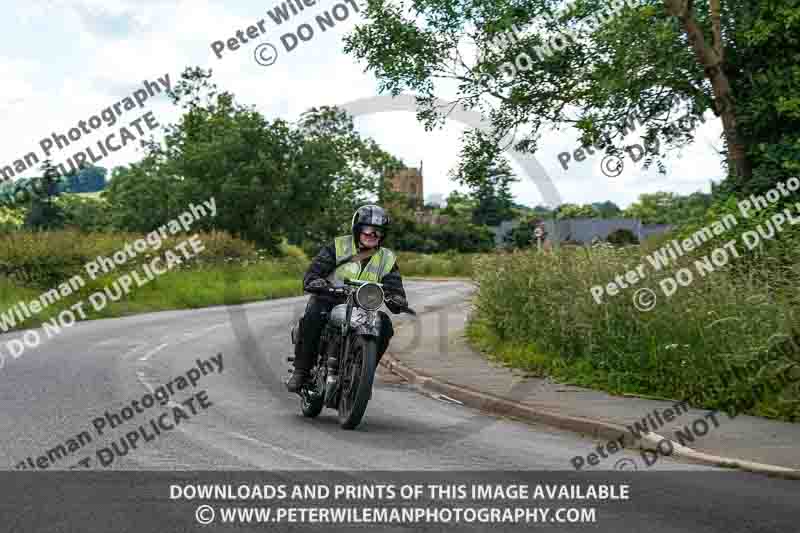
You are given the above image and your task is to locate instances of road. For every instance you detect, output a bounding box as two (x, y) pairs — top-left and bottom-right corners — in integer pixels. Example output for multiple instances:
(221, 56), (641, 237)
(0, 280), (796, 532)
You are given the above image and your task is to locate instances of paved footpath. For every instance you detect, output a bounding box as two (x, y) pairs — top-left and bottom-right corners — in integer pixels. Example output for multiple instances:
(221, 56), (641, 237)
(383, 284), (800, 474)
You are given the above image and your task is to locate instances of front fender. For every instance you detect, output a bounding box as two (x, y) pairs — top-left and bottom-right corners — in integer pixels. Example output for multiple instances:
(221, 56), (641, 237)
(350, 308), (381, 337)
(352, 323), (381, 337)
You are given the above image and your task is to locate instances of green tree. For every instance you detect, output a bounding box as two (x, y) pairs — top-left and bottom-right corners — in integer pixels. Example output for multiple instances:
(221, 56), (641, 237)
(105, 67), (405, 253)
(471, 161), (516, 226)
(623, 192), (677, 224)
(103, 159), (185, 233)
(24, 160), (68, 230)
(505, 217), (545, 249)
(449, 129), (517, 226)
(592, 201), (622, 218)
(294, 106), (405, 251)
(386, 213), (495, 252)
(623, 190), (712, 224)
(441, 190), (476, 220)
(56, 193), (113, 232)
(555, 203), (599, 219)
(344, 0), (800, 194)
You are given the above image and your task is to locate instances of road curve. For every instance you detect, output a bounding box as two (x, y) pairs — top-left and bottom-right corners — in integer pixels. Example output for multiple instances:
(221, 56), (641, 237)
(0, 281), (796, 532)
(0, 280), (704, 470)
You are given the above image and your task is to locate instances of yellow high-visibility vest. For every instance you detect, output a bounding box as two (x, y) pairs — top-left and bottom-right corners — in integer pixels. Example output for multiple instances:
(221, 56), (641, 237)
(328, 235), (396, 283)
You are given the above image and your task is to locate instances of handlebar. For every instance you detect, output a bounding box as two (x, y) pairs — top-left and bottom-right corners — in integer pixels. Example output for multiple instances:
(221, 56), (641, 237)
(304, 278), (416, 315)
(304, 284), (347, 296)
(344, 278), (383, 288)
(305, 278), (382, 293)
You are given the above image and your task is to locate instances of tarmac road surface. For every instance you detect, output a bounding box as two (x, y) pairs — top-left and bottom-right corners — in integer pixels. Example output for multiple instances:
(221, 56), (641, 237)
(0, 281), (795, 532)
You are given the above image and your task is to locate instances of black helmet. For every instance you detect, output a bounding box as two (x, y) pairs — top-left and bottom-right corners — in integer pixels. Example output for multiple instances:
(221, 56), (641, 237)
(351, 204), (390, 247)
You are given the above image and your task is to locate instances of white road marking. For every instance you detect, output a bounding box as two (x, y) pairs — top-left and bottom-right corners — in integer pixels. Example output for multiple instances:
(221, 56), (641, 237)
(228, 430), (339, 469)
(173, 323), (226, 345)
(434, 394), (464, 405)
(139, 343), (168, 362)
(136, 376), (191, 410)
(114, 341), (150, 360)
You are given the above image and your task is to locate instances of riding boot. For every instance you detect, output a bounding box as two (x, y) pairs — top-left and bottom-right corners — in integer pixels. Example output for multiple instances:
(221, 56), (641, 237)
(286, 368), (310, 393)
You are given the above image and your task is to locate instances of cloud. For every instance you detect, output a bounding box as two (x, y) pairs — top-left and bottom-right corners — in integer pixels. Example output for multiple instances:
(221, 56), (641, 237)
(0, 0), (727, 207)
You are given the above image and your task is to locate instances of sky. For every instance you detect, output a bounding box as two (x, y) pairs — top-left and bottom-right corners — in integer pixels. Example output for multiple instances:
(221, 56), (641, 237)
(0, 0), (727, 209)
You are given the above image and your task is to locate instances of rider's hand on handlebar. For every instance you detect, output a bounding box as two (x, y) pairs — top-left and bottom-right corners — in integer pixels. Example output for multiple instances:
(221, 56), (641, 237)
(385, 294), (407, 308)
(305, 278), (330, 291)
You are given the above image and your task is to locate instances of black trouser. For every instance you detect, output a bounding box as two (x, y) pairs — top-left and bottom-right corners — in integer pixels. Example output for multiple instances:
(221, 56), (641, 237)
(293, 296), (394, 371)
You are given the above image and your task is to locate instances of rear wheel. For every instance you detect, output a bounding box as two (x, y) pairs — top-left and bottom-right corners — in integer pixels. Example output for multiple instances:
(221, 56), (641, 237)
(337, 336), (377, 429)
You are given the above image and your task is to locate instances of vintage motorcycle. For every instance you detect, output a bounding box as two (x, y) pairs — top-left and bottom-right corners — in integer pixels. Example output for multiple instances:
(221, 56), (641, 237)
(288, 267), (415, 429)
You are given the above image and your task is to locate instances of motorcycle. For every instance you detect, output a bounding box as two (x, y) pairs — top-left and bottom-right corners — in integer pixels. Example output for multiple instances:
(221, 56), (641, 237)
(288, 264), (416, 429)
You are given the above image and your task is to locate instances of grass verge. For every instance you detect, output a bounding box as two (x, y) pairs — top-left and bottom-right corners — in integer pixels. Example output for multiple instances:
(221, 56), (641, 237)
(468, 243), (800, 422)
(0, 262), (303, 332)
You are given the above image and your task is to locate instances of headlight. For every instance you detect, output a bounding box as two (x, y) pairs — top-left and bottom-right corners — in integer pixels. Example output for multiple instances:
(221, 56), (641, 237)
(355, 283), (384, 311)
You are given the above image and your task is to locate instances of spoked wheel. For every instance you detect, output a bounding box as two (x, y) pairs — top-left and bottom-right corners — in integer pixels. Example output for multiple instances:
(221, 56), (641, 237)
(300, 369), (324, 418)
(337, 336), (377, 429)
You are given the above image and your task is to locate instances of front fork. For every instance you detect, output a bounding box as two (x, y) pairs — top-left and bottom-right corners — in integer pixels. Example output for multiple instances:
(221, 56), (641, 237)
(324, 308), (381, 407)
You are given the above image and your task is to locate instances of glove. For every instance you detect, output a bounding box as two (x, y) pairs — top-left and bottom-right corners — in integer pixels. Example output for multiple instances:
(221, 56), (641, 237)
(386, 294), (407, 308)
(305, 278), (329, 291)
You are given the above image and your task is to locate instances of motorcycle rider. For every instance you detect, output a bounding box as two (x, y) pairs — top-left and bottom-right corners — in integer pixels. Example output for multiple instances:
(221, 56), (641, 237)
(286, 205), (408, 393)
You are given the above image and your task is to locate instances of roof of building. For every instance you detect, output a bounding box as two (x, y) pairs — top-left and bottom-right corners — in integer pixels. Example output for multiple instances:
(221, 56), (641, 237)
(488, 217), (674, 246)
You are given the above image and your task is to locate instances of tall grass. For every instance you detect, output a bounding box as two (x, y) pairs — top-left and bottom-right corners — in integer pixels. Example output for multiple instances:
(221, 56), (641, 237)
(0, 262), (305, 325)
(469, 237), (800, 421)
(0, 230), (307, 331)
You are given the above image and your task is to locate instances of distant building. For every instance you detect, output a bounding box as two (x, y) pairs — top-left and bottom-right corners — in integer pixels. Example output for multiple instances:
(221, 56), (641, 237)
(488, 217), (674, 248)
(388, 163), (451, 225)
(542, 218), (674, 245)
(388, 164), (424, 209)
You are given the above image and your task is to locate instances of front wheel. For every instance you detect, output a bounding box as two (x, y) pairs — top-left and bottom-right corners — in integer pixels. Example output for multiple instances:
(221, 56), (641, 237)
(337, 336), (377, 429)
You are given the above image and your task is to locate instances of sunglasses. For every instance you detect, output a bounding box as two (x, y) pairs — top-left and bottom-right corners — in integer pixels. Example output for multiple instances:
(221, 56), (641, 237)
(361, 227), (384, 238)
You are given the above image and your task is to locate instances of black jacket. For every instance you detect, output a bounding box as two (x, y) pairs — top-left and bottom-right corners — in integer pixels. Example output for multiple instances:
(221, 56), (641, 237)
(303, 243), (407, 312)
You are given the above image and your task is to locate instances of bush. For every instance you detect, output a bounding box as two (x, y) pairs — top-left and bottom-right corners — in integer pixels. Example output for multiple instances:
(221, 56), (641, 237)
(388, 221), (495, 253)
(55, 194), (113, 232)
(278, 239), (309, 261)
(0, 230), (121, 287)
(396, 251), (479, 277)
(24, 200), (64, 230)
(195, 231), (258, 262)
(606, 228), (639, 246)
(0, 229), (263, 289)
